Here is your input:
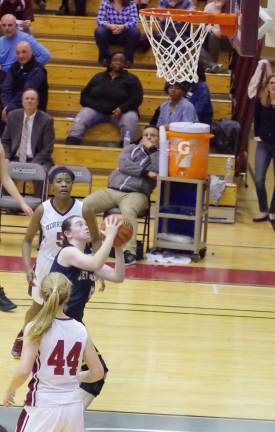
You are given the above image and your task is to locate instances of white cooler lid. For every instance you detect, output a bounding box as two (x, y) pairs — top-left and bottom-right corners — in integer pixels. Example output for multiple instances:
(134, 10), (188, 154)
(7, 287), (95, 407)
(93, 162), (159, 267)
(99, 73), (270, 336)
(169, 122), (210, 133)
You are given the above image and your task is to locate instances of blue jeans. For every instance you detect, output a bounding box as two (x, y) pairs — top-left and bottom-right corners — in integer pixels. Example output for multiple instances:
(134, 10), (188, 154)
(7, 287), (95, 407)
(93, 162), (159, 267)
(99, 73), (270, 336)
(255, 140), (275, 213)
(68, 107), (139, 144)
(94, 25), (140, 63)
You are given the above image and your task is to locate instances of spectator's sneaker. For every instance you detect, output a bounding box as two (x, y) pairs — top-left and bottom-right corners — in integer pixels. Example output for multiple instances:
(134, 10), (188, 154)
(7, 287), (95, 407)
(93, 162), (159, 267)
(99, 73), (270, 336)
(11, 333), (23, 359)
(124, 250), (137, 266)
(65, 136), (82, 145)
(0, 287), (17, 312)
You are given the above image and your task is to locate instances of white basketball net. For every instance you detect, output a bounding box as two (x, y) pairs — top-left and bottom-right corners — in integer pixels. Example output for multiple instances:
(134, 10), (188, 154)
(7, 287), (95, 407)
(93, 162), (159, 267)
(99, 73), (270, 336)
(139, 13), (211, 84)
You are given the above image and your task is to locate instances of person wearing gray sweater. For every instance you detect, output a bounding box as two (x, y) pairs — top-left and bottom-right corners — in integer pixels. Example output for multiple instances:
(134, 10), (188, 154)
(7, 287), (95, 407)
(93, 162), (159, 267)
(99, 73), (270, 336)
(83, 125), (159, 264)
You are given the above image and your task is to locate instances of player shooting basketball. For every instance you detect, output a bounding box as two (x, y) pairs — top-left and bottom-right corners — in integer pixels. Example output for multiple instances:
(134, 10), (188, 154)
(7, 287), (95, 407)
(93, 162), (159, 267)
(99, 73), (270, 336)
(50, 214), (125, 408)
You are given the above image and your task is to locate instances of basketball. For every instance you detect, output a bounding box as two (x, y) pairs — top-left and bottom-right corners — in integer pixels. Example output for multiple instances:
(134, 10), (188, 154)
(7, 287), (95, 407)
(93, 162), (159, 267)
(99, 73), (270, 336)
(100, 215), (133, 247)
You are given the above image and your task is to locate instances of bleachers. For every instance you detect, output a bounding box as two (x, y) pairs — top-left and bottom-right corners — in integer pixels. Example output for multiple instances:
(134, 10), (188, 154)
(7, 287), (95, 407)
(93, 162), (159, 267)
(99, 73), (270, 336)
(30, 1), (236, 221)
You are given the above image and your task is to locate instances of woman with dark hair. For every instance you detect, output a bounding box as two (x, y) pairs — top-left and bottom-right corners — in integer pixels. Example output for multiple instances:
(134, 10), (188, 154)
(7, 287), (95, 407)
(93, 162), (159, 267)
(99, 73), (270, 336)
(11, 166), (100, 358)
(4, 272), (104, 432)
(66, 52), (143, 146)
(150, 81), (198, 129)
(253, 73), (275, 227)
(95, 0), (140, 66)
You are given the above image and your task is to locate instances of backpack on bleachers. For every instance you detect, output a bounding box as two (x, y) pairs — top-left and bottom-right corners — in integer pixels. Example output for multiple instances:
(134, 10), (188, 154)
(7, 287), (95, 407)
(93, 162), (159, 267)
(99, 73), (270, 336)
(210, 118), (241, 155)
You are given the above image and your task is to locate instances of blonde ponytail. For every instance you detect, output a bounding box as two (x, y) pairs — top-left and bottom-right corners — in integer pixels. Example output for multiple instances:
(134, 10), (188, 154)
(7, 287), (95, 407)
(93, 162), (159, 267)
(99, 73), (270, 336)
(27, 272), (72, 343)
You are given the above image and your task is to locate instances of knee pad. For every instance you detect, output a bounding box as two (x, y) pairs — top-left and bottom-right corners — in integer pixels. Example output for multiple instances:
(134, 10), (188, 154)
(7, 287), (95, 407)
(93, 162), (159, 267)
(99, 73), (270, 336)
(80, 378), (105, 397)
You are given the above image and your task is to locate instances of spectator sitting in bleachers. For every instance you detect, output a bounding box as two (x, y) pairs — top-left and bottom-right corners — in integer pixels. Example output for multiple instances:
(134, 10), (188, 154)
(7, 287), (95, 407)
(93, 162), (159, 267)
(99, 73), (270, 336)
(157, 0), (227, 73)
(0, 14), (50, 73)
(66, 52), (143, 146)
(83, 125), (159, 265)
(2, 89), (54, 194)
(185, 62), (213, 125)
(200, 0), (231, 73)
(95, 0), (140, 67)
(0, 0), (33, 32)
(150, 82), (198, 129)
(1, 41), (48, 124)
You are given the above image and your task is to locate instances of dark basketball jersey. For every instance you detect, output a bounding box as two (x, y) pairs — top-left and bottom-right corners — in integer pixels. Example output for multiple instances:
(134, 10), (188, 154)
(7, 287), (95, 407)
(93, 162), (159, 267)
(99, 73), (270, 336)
(50, 244), (95, 323)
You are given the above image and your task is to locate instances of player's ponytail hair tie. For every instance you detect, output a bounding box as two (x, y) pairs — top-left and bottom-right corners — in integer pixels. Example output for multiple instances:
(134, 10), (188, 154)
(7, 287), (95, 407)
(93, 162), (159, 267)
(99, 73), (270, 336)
(52, 285), (58, 295)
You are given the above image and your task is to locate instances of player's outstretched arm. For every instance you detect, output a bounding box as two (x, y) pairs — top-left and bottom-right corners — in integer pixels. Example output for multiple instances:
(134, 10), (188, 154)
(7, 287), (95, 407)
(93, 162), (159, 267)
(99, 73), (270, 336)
(61, 216), (121, 272)
(22, 205), (44, 285)
(0, 144), (33, 216)
(95, 246), (125, 283)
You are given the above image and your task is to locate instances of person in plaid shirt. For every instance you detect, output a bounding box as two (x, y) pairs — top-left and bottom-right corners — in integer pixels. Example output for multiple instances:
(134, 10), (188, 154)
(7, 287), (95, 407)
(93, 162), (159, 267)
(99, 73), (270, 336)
(95, 0), (140, 66)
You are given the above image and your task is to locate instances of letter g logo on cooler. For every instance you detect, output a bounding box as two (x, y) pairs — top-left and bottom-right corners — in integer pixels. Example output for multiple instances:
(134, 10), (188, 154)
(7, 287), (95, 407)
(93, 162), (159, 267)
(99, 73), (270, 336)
(175, 139), (194, 169)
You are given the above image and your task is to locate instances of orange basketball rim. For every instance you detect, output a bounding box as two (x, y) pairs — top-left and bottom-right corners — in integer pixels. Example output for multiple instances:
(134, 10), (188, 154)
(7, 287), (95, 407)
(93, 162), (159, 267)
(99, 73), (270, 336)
(139, 8), (237, 36)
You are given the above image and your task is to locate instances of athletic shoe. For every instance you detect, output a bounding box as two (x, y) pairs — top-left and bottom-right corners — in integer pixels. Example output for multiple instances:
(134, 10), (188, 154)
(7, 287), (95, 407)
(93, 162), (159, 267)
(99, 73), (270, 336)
(11, 335), (23, 359)
(124, 250), (137, 266)
(252, 215), (268, 222)
(0, 287), (17, 312)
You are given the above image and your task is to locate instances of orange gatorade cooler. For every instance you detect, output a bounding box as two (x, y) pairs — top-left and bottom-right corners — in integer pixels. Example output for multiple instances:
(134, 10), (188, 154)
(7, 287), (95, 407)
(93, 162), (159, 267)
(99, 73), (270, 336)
(166, 122), (213, 179)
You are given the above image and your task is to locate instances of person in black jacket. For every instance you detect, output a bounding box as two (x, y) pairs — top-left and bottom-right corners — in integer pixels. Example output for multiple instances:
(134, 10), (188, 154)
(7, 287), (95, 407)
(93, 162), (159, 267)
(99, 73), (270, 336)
(1, 41), (48, 124)
(253, 73), (275, 227)
(66, 52), (143, 146)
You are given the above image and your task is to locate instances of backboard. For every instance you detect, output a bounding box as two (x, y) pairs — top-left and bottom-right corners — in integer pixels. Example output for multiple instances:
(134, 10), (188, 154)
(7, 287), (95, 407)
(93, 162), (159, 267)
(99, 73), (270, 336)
(227, 0), (260, 56)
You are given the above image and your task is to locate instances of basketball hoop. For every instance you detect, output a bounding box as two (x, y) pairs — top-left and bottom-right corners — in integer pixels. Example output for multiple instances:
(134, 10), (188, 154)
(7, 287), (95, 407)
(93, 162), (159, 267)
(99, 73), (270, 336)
(139, 9), (237, 84)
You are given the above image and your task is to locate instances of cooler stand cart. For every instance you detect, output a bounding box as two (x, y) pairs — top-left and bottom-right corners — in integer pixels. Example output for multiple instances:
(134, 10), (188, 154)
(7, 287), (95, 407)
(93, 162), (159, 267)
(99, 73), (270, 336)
(153, 176), (209, 262)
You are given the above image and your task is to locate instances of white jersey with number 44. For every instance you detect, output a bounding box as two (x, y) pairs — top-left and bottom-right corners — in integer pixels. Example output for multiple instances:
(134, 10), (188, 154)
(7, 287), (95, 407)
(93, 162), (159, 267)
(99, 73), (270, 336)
(25, 318), (88, 407)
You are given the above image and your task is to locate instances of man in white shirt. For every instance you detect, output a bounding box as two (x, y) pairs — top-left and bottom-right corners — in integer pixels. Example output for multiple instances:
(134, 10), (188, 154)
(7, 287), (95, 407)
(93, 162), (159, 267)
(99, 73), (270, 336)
(2, 89), (54, 171)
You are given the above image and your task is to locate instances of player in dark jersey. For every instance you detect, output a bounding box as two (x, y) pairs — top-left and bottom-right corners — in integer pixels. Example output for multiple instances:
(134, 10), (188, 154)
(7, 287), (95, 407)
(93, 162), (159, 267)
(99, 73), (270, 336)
(51, 214), (125, 408)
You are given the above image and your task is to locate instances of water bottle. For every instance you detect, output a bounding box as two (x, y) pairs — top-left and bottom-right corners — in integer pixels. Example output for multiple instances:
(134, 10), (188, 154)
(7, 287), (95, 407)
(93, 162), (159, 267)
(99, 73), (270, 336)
(224, 156), (234, 183)
(123, 130), (131, 147)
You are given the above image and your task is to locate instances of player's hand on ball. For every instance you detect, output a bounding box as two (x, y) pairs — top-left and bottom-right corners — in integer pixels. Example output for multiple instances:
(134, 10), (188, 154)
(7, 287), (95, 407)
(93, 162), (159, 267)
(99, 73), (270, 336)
(101, 215), (122, 241)
(100, 214), (133, 247)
